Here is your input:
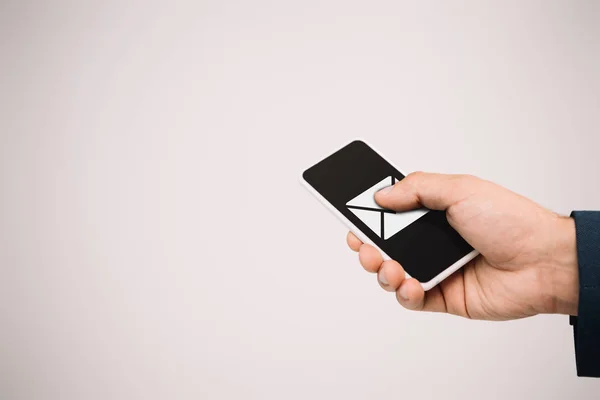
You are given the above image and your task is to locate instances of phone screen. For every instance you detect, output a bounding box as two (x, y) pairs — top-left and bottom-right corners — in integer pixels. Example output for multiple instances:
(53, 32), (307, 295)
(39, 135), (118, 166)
(302, 140), (473, 283)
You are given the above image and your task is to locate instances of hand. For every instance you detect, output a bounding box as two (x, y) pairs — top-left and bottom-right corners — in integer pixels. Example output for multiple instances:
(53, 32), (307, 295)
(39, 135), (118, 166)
(347, 172), (579, 320)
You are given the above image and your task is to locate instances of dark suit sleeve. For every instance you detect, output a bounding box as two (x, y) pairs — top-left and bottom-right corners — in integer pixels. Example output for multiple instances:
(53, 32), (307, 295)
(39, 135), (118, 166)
(570, 211), (600, 377)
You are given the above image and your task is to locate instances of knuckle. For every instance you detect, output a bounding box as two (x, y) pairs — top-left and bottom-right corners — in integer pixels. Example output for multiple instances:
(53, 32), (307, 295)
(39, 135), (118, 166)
(401, 171), (422, 189)
(458, 174), (479, 186)
(406, 171), (424, 180)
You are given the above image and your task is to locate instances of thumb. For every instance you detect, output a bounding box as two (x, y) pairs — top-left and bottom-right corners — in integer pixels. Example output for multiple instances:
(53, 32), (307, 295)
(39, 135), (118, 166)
(374, 172), (479, 211)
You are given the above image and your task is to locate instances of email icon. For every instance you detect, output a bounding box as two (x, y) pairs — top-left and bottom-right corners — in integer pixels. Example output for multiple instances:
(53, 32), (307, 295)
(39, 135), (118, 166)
(346, 176), (429, 239)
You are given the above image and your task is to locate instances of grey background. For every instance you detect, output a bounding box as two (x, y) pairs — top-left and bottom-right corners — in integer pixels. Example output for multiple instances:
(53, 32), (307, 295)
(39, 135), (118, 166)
(1, 1), (600, 399)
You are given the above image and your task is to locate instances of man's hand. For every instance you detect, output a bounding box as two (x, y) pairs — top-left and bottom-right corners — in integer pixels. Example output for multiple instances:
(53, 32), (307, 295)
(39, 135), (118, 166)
(347, 172), (579, 320)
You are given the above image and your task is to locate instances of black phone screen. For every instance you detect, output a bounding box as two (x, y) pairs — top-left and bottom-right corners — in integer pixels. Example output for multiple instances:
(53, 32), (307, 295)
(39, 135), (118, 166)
(302, 140), (473, 283)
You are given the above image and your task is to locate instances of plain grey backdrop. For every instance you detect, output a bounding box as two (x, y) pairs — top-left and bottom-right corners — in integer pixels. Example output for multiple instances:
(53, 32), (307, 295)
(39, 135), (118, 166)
(1, 1), (600, 399)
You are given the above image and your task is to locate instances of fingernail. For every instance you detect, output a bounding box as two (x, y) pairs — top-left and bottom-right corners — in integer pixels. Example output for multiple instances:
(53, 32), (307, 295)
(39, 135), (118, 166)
(398, 285), (409, 301)
(377, 185), (394, 195)
(378, 269), (389, 286)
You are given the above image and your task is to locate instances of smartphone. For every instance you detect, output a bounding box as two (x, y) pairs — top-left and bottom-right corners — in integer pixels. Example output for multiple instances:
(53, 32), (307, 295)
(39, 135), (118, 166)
(300, 139), (479, 290)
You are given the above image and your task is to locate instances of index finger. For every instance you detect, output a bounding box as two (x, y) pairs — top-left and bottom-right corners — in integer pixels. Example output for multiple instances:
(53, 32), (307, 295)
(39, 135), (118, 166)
(346, 231), (362, 252)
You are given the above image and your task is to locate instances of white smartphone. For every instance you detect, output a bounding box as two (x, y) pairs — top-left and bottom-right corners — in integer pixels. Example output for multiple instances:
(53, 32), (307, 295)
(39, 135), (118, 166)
(300, 139), (479, 291)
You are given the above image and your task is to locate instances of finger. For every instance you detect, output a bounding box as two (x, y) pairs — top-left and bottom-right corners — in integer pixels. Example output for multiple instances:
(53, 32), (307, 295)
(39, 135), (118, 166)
(358, 244), (383, 273)
(438, 269), (470, 317)
(346, 231), (363, 252)
(396, 279), (447, 313)
(374, 172), (480, 211)
(377, 260), (406, 292)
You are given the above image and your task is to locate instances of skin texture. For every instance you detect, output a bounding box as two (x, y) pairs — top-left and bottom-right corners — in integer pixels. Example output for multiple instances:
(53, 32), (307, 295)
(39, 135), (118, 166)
(348, 172), (579, 321)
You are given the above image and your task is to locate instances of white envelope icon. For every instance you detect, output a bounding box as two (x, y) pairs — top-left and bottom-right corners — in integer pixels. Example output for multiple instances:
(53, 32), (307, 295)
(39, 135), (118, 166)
(346, 176), (429, 239)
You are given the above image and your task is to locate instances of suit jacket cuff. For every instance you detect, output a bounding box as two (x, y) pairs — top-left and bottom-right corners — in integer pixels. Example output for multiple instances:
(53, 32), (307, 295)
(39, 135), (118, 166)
(570, 211), (600, 377)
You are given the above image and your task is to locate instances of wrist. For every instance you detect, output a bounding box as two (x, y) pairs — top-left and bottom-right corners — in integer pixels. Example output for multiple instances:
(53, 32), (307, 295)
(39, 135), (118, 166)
(549, 216), (579, 316)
